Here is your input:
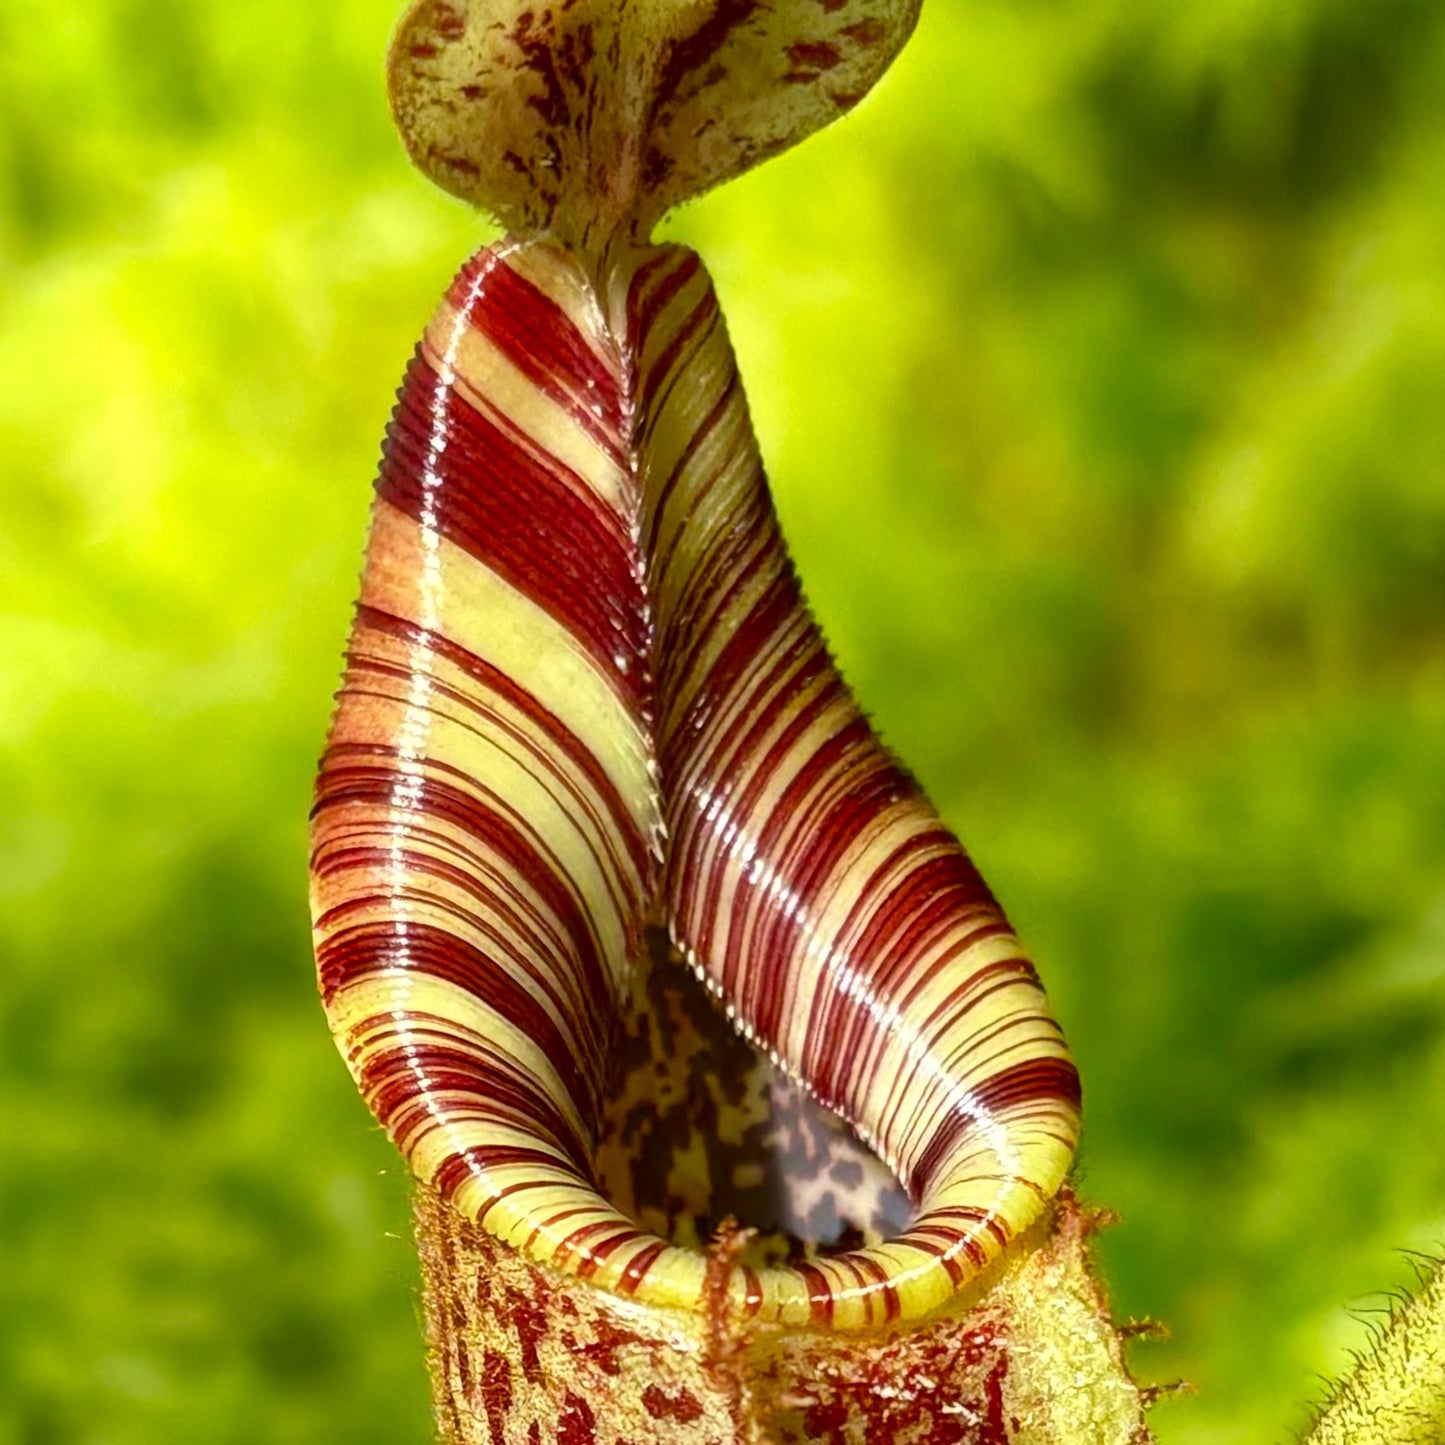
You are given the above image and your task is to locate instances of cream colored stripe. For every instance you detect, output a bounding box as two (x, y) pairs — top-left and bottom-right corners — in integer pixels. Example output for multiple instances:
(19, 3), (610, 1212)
(657, 521), (783, 733)
(635, 258), (715, 390)
(360, 500), (654, 836)
(423, 303), (629, 514)
(637, 299), (733, 497)
(671, 670), (840, 936)
(314, 865), (592, 1061)
(312, 807), (575, 985)
(328, 639), (642, 955)
(501, 241), (619, 407)
(798, 826), (1003, 1081)
(650, 399), (760, 601)
(347, 619), (647, 903)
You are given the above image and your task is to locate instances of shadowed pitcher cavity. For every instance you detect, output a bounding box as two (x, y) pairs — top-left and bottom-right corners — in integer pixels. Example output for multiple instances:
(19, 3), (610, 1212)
(309, 238), (1081, 1330)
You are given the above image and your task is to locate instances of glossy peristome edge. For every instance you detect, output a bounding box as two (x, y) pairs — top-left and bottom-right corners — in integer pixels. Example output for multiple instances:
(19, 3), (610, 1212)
(309, 236), (1081, 1332)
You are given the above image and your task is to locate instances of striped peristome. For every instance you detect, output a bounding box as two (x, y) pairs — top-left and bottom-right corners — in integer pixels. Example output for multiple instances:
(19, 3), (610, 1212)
(630, 247), (1081, 1324)
(312, 0), (1081, 1342)
(310, 235), (1081, 1331)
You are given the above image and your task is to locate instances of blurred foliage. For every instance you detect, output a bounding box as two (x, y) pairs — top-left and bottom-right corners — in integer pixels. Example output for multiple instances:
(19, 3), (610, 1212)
(1, 1), (1443, 1441)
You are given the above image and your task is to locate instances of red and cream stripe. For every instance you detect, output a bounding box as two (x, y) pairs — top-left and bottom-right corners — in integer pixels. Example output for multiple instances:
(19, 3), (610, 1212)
(311, 238), (1080, 1330)
(627, 247), (1080, 1324)
(311, 240), (661, 1278)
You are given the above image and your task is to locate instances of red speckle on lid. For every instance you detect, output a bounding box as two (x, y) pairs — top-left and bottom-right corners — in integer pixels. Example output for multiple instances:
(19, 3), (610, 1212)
(840, 18), (887, 47)
(787, 40), (843, 69)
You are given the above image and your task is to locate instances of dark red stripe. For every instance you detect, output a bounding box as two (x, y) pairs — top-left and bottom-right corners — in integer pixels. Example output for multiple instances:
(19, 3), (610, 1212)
(839, 846), (999, 1002)
(634, 289), (721, 457)
(448, 251), (625, 463)
(659, 559), (812, 785)
(357, 1036), (592, 1175)
(315, 864), (602, 1077)
(911, 1058), (1082, 1196)
(810, 853), (1016, 1114)
(665, 594), (813, 794)
(379, 353), (647, 708)
(320, 918), (601, 1120)
(940, 1015), (1068, 1083)
(619, 1240), (668, 1293)
(644, 366), (742, 566)
(655, 498), (778, 711)
(795, 1260), (835, 1327)
(335, 642), (646, 925)
(352, 604), (652, 885)
(627, 248), (704, 357)
(314, 758), (615, 1051)
(682, 676), (856, 1004)
(432, 1145), (594, 1200)
(562, 1221), (637, 1277)
(738, 723), (893, 1042)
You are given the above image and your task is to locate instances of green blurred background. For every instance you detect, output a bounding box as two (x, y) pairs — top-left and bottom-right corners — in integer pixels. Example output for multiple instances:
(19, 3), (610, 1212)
(2, 1), (1443, 1440)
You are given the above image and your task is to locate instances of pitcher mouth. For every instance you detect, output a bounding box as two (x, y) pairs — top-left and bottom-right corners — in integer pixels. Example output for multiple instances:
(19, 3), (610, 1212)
(594, 928), (916, 1272)
(332, 925), (1072, 1332)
